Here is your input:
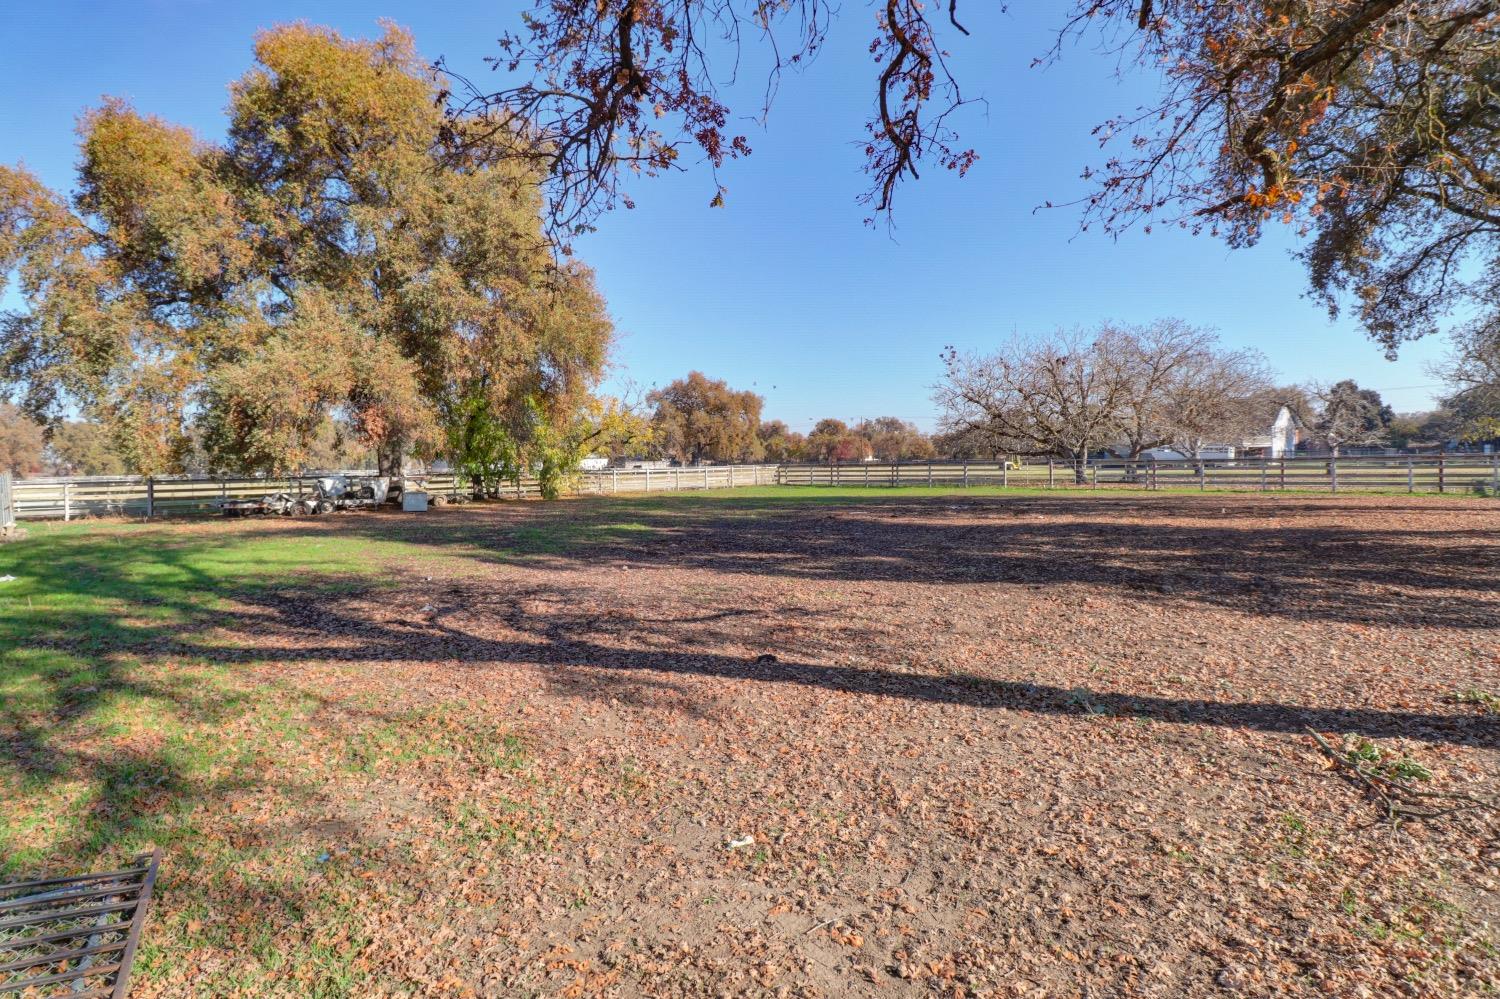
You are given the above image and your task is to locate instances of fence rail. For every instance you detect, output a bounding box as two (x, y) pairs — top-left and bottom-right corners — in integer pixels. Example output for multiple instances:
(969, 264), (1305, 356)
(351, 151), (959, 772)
(8, 455), (1495, 522)
(9, 464), (783, 521)
(777, 454), (1500, 494)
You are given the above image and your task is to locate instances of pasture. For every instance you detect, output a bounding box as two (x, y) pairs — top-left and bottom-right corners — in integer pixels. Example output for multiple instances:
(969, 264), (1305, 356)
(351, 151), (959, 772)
(2, 487), (1497, 997)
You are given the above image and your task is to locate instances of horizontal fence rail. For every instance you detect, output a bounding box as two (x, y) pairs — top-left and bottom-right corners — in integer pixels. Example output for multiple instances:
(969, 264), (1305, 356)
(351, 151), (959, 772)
(777, 454), (1500, 495)
(9, 456), (1496, 521)
(9, 465), (782, 521)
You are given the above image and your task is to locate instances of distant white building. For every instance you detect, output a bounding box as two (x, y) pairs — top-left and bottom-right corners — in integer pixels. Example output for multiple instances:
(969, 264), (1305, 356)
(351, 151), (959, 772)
(1237, 403), (1303, 458)
(1137, 403), (1304, 461)
(578, 456), (609, 471)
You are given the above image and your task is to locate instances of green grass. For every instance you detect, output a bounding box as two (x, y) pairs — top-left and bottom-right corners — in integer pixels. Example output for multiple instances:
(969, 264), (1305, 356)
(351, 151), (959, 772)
(0, 519), (542, 994)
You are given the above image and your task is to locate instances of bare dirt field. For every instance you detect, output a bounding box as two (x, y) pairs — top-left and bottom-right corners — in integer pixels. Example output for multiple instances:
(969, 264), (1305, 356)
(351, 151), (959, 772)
(4, 488), (1498, 997)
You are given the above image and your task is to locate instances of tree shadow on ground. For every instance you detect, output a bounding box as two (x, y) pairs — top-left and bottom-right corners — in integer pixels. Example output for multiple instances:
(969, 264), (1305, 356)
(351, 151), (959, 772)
(0, 529), (394, 871)
(4, 495), (1497, 876)
(27, 568), (1480, 750)
(259, 492), (1500, 630)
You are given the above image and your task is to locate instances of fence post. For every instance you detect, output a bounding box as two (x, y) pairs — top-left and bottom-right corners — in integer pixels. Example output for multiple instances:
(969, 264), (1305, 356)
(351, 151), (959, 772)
(1148, 459), (1156, 491)
(962, 462), (969, 488)
(1001, 461), (1008, 489)
(1492, 455), (1499, 494)
(1091, 464), (1098, 490)
(1407, 457), (1414, 493)
(864, 464), (870, 486)
(1280, 458), (1286, 490)
(63, 482), (72, 522)
(927, 462), (933, 487)
(1197, 461), (1205, 491)
(1047, 458), (1055, 489)
(1259, 460), (1267, 492)
(1330, 458), (1338, 495)
(1438, 452), (1446, 494)
(145, 476), (155, 518)
(704, 467), (710, 489)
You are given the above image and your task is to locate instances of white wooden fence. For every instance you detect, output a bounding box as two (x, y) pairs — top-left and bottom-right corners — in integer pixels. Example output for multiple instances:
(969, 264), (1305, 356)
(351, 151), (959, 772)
(9, 455), (1496, 522)
(8, 464), (782, 521)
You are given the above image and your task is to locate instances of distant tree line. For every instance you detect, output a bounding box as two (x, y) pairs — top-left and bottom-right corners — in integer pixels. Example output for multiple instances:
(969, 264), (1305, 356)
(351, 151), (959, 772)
(583, 371), (938, 466)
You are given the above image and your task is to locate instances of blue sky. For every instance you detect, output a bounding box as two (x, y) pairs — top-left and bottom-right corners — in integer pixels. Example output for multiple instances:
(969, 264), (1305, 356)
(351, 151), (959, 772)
(0, 1), (1453, 430)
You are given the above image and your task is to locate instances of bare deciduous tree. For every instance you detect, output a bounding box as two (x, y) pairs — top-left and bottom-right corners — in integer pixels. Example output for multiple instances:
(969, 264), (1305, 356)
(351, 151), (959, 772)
(936, 328), (1135, 482)
(1436, 323), (1500, 443)
(1158, 350), (1275, 459)
(937, 322), (1274, 473)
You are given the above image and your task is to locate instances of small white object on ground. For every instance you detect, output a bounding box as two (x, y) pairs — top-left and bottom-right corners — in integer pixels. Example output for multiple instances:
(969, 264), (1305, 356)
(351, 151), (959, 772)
(0, 575), (15, 582)
(726, 835), (754, 850)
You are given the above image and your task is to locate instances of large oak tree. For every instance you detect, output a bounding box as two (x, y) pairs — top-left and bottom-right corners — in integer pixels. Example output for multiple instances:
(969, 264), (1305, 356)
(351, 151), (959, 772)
(0, 23), (612, 476)
(648, 371), (764, 463)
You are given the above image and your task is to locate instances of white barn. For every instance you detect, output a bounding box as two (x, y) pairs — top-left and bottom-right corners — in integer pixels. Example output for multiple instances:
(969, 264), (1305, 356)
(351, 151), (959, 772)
(1137, 403), (1304, 461)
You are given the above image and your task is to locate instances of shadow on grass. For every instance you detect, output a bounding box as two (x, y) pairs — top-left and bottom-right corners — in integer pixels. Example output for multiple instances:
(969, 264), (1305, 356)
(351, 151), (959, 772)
(4, 491), (1498, 875)
(231, 490), (1500, 629)
(0, 526), (395, 873)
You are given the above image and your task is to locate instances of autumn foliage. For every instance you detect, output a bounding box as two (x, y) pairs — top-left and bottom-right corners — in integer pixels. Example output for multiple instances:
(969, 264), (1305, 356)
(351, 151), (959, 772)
(0, 23), (612, 476)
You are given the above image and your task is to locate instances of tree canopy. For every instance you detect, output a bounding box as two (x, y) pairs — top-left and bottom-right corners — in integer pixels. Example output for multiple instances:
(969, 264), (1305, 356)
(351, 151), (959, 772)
(0, 23), (613, 476)
(464, 1), (1497, 352)
(47, 421), (128, 476)
(1438, 323), (1500, 443)
(648, 372), (763, 464)
(1310, 380), (1395, 453)
(0, 403), (45, 477)
(934, 322), (1274, 468)
(802, 419), (869, 464)
(853, 417), (935, 462)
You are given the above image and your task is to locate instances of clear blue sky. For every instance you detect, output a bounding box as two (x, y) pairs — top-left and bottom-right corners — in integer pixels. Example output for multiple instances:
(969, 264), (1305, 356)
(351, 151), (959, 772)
(0, 1), (1453, 431)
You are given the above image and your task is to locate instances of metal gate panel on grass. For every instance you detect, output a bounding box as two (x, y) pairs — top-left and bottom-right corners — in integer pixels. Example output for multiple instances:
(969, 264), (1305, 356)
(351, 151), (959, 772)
(0, 849), (161, 998)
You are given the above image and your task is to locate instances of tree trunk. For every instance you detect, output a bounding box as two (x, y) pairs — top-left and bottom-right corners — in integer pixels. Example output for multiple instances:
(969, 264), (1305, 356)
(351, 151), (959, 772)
(377, 444), (403, 478)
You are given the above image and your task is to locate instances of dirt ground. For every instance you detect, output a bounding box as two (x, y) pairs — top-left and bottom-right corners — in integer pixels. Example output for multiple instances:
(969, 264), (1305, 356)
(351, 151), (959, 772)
(13, 490), (1500, 997)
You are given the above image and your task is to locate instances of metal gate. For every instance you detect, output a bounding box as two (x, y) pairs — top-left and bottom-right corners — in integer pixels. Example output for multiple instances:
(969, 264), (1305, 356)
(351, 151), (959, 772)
(0, 849), (161, 997)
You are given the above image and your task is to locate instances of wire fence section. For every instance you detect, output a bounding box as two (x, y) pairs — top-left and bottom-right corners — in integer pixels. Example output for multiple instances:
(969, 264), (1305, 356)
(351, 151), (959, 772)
(776, 454), (1500, 495)
(10, 464), (783, 521)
